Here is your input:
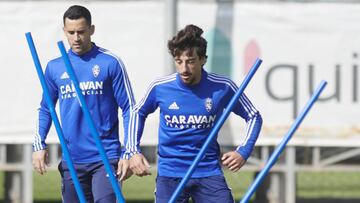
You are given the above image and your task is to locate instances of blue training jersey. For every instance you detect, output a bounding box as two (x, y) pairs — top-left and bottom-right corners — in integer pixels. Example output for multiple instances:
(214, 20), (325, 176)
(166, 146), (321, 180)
(33, 44), (135, 163)
(127, 69), (262, 177)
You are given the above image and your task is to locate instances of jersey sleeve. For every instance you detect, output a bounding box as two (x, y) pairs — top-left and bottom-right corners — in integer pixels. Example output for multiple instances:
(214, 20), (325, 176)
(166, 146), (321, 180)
(110, 58), (135, 159)
(124, 83), (158, 159)
(228, 83), (262, 160)
(234, 93), (262, 159)
(33, 64), (58, 151)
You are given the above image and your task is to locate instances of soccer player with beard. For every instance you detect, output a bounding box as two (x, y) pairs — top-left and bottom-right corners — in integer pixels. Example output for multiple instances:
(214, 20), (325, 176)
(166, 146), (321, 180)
(127, 24), (262, 202)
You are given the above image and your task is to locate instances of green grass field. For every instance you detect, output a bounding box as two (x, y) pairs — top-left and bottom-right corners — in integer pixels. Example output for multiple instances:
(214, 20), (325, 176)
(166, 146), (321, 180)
(1, 170), (360, 202)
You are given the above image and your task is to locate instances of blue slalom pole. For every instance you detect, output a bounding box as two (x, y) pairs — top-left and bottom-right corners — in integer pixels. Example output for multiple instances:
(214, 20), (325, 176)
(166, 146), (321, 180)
(240, 80), (327, 203)
(25, 32), (87, 203)
(169, 58), (263, 203)
(57, 41), (125, 203)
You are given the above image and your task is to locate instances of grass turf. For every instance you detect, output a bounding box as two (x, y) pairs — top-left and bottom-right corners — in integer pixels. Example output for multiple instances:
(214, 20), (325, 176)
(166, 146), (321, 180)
(0, 170), (360, 202)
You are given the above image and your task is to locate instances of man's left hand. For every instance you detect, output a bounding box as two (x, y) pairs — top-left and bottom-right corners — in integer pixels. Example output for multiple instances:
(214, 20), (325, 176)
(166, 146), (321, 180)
(221, 151), (246, 172)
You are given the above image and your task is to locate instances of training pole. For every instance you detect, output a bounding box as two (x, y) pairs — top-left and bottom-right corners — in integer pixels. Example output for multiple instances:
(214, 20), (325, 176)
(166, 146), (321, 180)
(169, 58), (263, 203)
(25, 32), (87, 203)
(240, 80), (327, 203)
(57, 41), (125, 203)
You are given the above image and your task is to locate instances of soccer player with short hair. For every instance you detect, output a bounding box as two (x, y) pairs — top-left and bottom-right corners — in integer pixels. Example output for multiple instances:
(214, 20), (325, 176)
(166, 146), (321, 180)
(32, 5), (134, 202)
(127, 24), (262, 202)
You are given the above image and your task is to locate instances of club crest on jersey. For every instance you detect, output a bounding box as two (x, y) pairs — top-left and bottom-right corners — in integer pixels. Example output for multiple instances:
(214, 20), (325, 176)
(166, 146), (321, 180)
(92, 65), (100, 77)
(205, 98), (213, 112)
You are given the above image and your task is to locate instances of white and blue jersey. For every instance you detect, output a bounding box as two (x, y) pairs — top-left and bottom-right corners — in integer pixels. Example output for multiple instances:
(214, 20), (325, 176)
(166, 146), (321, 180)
(34, 44), (135, 163)
(128, 69), (262, 178)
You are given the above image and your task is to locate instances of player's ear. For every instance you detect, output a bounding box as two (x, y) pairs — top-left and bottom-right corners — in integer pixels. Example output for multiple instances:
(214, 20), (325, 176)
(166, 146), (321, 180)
(90, 25), (95, 36)
(201, 56), (207, 66)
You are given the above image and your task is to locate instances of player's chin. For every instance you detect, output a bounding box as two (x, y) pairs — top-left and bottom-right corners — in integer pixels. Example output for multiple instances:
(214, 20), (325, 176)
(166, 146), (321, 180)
(71, 46), (84, 54)
(182, 78), (196, 85)
(181, 77), (190, 83)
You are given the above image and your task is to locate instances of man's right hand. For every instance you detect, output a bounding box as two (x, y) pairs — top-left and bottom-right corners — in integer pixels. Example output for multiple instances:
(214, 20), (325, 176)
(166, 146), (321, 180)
(129, 153), (151, 177)
(32, 149), (49, 175)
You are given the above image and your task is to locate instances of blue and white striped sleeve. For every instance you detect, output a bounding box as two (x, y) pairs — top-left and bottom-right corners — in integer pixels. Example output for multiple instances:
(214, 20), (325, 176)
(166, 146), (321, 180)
(234, 93), (262, 160)
(109, 57), (136, 159)
(33, 65), (58, 152)
(207, 73), (262, 160)
(124, 83), (158, 160)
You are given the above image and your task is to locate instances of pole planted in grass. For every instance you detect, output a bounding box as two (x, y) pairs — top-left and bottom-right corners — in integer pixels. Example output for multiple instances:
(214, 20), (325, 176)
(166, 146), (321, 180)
(25, 32), (87, 203)
(240, 80), (327, 203)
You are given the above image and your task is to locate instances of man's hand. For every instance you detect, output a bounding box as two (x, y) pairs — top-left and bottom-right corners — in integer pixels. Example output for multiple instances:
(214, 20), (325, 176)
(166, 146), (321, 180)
(129, 153), (151, 177)
(117, 159), (133, 182)
(221, 151), (246, 172)
(32, 149), (49, 175)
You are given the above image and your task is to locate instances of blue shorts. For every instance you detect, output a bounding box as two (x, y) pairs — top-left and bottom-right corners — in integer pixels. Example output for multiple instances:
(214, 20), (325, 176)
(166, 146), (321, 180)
(155, 175), (234, 203)
(58, 159), (119, 203)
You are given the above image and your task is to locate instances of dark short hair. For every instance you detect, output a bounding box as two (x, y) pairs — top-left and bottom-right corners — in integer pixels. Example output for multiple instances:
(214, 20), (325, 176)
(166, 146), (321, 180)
(63, 5), (92, 26)
(167, 24), (208, 59)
